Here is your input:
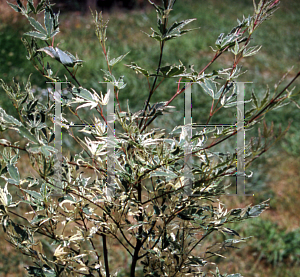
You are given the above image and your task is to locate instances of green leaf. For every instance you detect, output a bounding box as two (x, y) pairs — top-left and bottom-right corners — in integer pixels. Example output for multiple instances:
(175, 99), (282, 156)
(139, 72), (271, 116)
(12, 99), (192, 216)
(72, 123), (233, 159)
(244, 107), (256, 119)
(109, 52), (130, 67)
(222, 34), (239, 48)
(247, 201), (269, 218)
(159, 65), (171, 75)
(157, 17), (164, 35)
(166, 64), (186, 77)
(166, 18), (196, 37)
(40, 145), (57, 157)
(101, 69), (117, 83)
(273, 100), (289, 110)
(243, 45), (262, 57)
(115, 76), (126, 89)
(26, 2), (30, 14)
(73, 87), (95, 102)
(24, 31), (47, 40)
(221, 227), (240, 236)
(215, 85), (226, 100)
(7, 164), (20, 183)
(38, 46), (59, 59)
(27, 17), (47, 35)
(36, 0), (46, 13)
(252, 91), (259, 108)
(23, 189), (43, 201)
(56, 48), (82, 67)
(215, 31), (241, 50)
(145, 28), (163, 41)
(26, 143), (42, 154)
(260, 87), (270, 108)
(150, 169), (178, 182)
(44, 8), (53, 36)
(0, 107), (22, 126)
(7, 2), (22, 13)
(31, 214), (48, 224)
(231, 40), (240, 55)
(58, 194), (75, 203)
(187, 256), (207, 266)
(16, 0), (24, 9)
(55, 48), (73, 66)
(159, 64), (186, 77)
(234, 40), (239, 54)
(199, 78), (216, 98)
(0, 183), (12, 206)
(27, 0), (36, 14)
(125, 62), (149, 77)
(223, 100), (238, 108)
(17, 126), (39, 144)
(53, 10), (60, 30)
(148, 0), (164, 16)
(38, 47), (82, 67)
(215, 33), (224, 48)
(49, 29), (59, 39)
(40, 146), (51, 157)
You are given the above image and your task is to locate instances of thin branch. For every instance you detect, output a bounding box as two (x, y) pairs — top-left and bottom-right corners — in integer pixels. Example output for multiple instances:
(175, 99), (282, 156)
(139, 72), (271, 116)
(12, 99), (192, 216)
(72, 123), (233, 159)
(139, 38), (166, 130)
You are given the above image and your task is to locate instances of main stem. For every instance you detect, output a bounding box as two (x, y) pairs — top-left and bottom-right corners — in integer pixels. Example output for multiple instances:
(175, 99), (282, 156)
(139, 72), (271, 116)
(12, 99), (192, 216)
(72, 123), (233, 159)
(139, 41), (165, 130)
(130, 181), (143, 277)
(103, 214), (110, 277)
(139, 14), (167, 131)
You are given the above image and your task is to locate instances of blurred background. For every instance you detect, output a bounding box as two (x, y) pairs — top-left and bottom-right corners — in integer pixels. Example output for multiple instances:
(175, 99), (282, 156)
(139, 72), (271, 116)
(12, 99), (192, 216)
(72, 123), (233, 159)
(0, 0), (299, 276)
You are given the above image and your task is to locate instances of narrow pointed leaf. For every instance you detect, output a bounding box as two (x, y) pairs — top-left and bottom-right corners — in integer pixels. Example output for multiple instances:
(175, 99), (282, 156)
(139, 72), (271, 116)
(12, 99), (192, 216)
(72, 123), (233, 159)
(7, 164), (20, 183)
(16, 0), (24, 9)
(148, 0), (164, 16)
(24, 31), (47, 40)
(260, 87), (270, 108)
(167, 64), (186, 77)
(125, 62), (149, 77)
(199, 78), (216, 98)
(17, 126), (39, 144)
(27, 1), (36, 14)
(150, 169), (178, 181)
(167, 18), (196, 36)
(243, 45), (262, 57)
(252, 91), (258, 108)
(40, 46), (56, 59)
(109, 52), (130, 67)
(49, 29), (60, 39)
(36, 1), (46, 13)
(73, 87), (95, 102)
(40, 145), (57, 157)
(56, 48), (75, 67)
(7, 2), (22, 12)
(27, 17), (47, 34)
(44, 8), (53, 35)
(23, 189), (43, 201)
(0, 108), (22, 126)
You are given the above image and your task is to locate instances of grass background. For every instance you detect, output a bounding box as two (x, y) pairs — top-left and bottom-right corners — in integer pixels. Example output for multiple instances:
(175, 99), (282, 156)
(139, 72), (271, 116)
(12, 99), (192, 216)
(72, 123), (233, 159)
(0, 0), (300, 276)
